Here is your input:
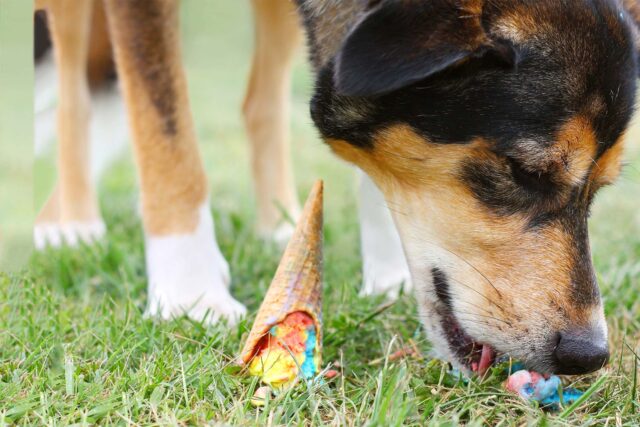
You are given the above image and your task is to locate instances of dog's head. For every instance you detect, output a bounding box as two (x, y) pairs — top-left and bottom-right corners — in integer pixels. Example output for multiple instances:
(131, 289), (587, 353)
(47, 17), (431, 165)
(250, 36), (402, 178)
(311, 0), (639, 374)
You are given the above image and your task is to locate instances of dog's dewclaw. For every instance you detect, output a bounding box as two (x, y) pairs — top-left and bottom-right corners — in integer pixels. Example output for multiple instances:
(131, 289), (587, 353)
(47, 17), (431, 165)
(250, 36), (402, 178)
(505, 369), (585, 410)
(239, 180), (323, 388)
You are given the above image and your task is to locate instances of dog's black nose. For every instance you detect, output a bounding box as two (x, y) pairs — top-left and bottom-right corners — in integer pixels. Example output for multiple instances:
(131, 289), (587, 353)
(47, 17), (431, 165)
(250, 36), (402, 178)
(554, 330), (609, 375)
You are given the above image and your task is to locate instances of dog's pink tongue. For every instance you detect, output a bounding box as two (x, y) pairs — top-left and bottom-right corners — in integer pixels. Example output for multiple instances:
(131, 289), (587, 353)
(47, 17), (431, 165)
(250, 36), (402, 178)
(477, 344), (495, 375)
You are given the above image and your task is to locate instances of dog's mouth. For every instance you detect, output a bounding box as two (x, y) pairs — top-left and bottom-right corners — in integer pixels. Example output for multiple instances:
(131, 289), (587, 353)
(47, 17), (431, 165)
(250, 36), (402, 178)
(439, 308), (497, 375)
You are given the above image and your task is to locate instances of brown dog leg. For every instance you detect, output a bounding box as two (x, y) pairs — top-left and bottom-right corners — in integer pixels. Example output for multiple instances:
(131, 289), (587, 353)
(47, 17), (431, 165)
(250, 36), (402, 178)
(103, 0), (245, 324)
(34, 0), (105, 249)
(243, 0), (302, 243)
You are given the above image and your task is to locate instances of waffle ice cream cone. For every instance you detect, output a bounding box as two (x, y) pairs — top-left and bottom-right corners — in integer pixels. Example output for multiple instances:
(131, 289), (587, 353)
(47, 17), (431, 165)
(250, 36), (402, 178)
(239, 180), (323, 387)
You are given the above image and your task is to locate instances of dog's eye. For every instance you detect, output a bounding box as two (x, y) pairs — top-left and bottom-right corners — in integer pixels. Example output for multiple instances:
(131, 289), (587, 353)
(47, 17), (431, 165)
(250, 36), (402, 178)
(507, 157), (555, 194)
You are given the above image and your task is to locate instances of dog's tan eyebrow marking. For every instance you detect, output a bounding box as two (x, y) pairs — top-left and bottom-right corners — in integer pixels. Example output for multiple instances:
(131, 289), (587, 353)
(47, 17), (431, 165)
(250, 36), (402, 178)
(552, 116), (598, 187)
(110, 0), (178, 136)
(501, 116), (597, 189)
(491, 5), (554, 44)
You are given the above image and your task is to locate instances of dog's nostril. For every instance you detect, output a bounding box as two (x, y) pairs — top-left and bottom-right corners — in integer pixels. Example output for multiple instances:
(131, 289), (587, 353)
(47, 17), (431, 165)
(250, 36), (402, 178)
(554, 331), (609, 375)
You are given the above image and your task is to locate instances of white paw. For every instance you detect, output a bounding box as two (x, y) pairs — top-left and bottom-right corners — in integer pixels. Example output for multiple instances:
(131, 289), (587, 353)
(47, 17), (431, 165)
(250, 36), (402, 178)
(213, 242), (231, 288)
(146, 285), (247, 326)
(358, 170), (413, 299)
(257, 207), (301, 248)
(269, 222), (296, 248)
(144, 202), (246, 326)
(361, 264), (413, 300)
(33, 220), (106, 250)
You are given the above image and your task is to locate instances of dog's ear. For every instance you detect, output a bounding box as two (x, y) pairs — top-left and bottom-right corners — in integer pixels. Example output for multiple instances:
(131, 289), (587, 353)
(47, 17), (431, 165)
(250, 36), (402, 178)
(335, 0), (496, 97)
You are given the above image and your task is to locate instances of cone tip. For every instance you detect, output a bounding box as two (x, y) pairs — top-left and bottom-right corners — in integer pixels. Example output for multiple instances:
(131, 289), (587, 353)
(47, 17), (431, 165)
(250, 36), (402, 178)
(295, 180), (323, 230)
(238, 179), (325, 366)
(308, 180), (323, 204)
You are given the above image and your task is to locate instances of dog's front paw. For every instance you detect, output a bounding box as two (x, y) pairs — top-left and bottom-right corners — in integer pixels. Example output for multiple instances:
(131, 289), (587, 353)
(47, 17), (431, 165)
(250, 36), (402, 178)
(267, 222), (296, 248)
(360, 261), (413, 300)
(144, 204), (245, 326)
(146, 285), (247, 326)
(33, 220), (106, 250)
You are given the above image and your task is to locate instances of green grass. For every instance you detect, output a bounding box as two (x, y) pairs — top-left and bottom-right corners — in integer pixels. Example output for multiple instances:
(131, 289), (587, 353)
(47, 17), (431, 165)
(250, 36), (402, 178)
(0, 0), (34, 270)
(2, 1), (640, 425)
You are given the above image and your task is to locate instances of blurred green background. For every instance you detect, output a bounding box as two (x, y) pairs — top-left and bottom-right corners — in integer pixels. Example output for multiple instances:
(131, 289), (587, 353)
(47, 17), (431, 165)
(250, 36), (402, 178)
(0, 0), (34, 270)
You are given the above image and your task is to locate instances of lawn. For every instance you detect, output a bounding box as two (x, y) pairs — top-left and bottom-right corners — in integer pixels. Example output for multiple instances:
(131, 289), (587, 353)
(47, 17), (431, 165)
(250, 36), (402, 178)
(2, 1), (640, 425)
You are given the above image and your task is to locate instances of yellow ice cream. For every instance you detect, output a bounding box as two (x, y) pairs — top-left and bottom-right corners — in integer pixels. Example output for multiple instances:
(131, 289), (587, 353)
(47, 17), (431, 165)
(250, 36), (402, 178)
(248, 311), (318, 388)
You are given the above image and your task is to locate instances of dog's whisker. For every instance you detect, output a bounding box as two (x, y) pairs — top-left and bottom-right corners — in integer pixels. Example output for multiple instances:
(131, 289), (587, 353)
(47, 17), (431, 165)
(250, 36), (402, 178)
(370, 205), (580, 317)
(382, 203), (410, 217)
(444, 275), (508, 314)
(419, 314), (497, 332)
(453, 299), (511, 323)
(452, 310), (513, 327)
(420, 287), (504, 318)
(416, 296), (513, 327)
(365, 210), (510, 313)
(414, 239), (506, 303)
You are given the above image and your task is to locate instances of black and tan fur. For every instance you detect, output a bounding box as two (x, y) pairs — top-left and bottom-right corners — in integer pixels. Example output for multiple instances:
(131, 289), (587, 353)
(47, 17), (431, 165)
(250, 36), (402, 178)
(35, 0), (640, 374)
(297, 0), (639, 373)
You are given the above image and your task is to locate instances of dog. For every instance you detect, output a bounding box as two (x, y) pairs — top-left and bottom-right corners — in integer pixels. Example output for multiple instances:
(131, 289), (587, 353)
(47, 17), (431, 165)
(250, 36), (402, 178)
(34, 0), (640, 376)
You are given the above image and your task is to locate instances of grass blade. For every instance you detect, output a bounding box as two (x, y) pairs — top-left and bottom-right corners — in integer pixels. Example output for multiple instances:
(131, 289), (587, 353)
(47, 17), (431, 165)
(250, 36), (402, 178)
(559, 374), (608, 419)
